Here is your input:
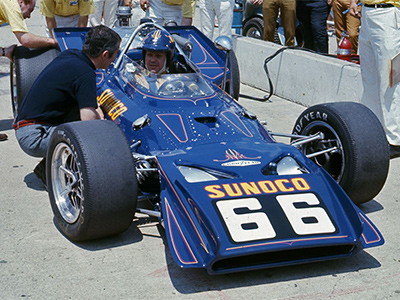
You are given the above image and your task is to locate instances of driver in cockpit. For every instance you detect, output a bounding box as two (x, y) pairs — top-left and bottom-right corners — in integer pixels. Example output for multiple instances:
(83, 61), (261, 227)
(135, 29), (192, 92)
(142, 29), (176, 75)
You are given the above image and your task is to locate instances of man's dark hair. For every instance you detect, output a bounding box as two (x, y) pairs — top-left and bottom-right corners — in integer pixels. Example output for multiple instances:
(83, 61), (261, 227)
(82, 25), (121, 58)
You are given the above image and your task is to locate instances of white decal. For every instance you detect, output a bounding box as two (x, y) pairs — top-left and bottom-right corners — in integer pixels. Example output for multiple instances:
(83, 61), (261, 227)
(216, 194), (335, 243)
(221, 160), (261, 167)
(276, 193), (335, 235)
(216, 198), (276, 242)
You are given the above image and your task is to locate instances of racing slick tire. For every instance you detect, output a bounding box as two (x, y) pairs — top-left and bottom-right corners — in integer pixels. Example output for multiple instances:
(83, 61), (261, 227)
(292, 102), (389, 205)
(47, 120), (138, 241)
(227, 50), (240, 100)
(10, 46), (58, 117)
(243, 17), (264, 40)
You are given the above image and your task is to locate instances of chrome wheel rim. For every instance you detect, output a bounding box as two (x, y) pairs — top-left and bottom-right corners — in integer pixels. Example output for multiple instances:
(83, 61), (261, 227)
(51, 142), (83, 224)
(246, 28), (262, 39)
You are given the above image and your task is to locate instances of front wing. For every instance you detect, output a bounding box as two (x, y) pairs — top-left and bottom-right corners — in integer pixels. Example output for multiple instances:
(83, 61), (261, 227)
(157, 157), (383, 274)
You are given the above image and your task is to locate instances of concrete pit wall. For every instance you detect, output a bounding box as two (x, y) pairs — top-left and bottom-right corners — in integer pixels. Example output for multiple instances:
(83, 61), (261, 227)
(232, 35), (362, 107)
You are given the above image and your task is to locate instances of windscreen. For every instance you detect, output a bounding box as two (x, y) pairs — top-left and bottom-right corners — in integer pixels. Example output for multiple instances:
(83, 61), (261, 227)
(120, 56), (215, 98)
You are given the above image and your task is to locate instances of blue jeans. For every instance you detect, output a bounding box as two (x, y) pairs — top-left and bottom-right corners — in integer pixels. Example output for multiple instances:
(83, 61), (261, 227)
(296, 0), (330, 53)
(15, 124), (56, 158)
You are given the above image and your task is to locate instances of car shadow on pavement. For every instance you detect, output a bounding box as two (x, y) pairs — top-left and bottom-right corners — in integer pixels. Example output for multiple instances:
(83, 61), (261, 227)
(159, 199), (384, 292)
(359, 199), (384, 214)
(164, 249), (381, 294)
(59, 221), (145, 251)
(56, 207), (162, 251)
(24, 178), (163, 249)
(24, 173), (47, 191)
(0, 118), (13, 131)
(0, 72), (10, 79)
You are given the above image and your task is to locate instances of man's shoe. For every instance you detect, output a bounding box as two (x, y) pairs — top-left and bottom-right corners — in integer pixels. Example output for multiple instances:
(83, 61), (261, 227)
(389, 145), (400, 159)
(0, 133), (8, 141)
(34, 158), (47, 185)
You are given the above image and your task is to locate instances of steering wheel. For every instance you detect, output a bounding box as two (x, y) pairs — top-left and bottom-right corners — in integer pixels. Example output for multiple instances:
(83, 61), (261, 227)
(158, 79), (187, 96)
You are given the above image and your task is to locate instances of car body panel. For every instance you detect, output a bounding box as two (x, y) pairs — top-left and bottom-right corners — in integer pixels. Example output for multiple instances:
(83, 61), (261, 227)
(156, 148), (383, 274)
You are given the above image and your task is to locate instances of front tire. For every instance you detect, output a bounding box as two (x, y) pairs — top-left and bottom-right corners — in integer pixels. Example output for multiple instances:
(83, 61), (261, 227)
(227, 50), (240, 100)
(292, 102), (389, 205)
(47, 120), (138, 241)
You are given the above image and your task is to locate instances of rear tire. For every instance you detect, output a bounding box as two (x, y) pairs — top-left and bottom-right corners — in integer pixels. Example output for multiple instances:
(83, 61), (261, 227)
(292, 102), (389, 205)
(11, 46), (58, 117)
(47, 120), (138, 241)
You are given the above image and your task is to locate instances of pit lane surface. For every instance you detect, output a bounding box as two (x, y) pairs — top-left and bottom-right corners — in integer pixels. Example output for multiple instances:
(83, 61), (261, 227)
(1, 8), (400, 300)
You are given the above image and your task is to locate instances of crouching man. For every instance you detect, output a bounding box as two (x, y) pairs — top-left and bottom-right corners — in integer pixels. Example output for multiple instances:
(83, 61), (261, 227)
(13, 25), (121, 184)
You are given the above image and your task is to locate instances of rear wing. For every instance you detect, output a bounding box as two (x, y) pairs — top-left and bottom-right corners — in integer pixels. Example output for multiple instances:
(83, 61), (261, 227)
(53, 27), (90, 51)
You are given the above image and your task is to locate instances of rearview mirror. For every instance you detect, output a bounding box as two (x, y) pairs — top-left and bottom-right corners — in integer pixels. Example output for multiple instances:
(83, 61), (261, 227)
(214, 36), (232, 52)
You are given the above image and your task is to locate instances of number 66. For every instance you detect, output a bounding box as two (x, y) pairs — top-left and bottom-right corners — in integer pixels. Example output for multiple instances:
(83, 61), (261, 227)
(216, 193), (335, 243)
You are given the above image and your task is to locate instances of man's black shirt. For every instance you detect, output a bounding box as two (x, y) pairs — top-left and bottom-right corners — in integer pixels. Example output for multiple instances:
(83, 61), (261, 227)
(16, 49), (98, 124)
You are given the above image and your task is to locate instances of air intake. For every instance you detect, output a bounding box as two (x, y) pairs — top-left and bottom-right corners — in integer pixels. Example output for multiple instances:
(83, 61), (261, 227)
(212, 245), (356, 273)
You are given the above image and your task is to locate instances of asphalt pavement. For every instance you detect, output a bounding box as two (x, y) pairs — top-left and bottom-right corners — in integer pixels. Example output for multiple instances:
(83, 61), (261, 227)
(1, 5), (399, 300)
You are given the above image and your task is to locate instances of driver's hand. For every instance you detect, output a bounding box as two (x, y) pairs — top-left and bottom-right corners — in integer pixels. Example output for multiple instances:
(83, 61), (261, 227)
(140, 0), (149, 11)
(188, 82), (199, 93)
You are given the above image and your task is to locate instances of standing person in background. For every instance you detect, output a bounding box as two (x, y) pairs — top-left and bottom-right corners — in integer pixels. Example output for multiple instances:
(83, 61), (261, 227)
(296, 0), (331, 53)
(250, 0), (296, 46)
(181, 0), (196, 25)
(1, 0), (57, 142)
(332, 0), (360, 54)
(139, 0), (190, 25)
(40, 0), (94, 38)
(124, 0), (146, 26)
(349, 0), (400, 158)
(199, 0), (234, 40)
(0, 0), (57, 51)
(90, 0), (118, 27)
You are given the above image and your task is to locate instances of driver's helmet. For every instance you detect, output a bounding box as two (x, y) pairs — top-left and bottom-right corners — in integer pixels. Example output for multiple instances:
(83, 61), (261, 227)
(142, 29), (176, 73)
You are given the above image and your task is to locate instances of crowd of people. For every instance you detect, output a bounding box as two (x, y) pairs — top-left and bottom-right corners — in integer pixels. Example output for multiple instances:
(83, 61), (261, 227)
(0, 0), (360, 51)
(0, 0), (362, 60)
(247, 0), (359, 53)
(1, 0), (400, 178)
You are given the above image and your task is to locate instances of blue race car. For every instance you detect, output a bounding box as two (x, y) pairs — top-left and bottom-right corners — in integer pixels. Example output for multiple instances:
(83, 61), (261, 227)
(11, 23), (389, 275)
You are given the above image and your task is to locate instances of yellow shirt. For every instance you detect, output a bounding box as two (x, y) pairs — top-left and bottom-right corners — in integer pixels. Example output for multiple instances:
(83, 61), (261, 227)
(362, 0), (400, 7)
(162, 0), (184, 5)
(0, 0), (28, 32)
(161, 0), (195, 17)
(182, 0), (195, 18)
(40, 0), (94, 18)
